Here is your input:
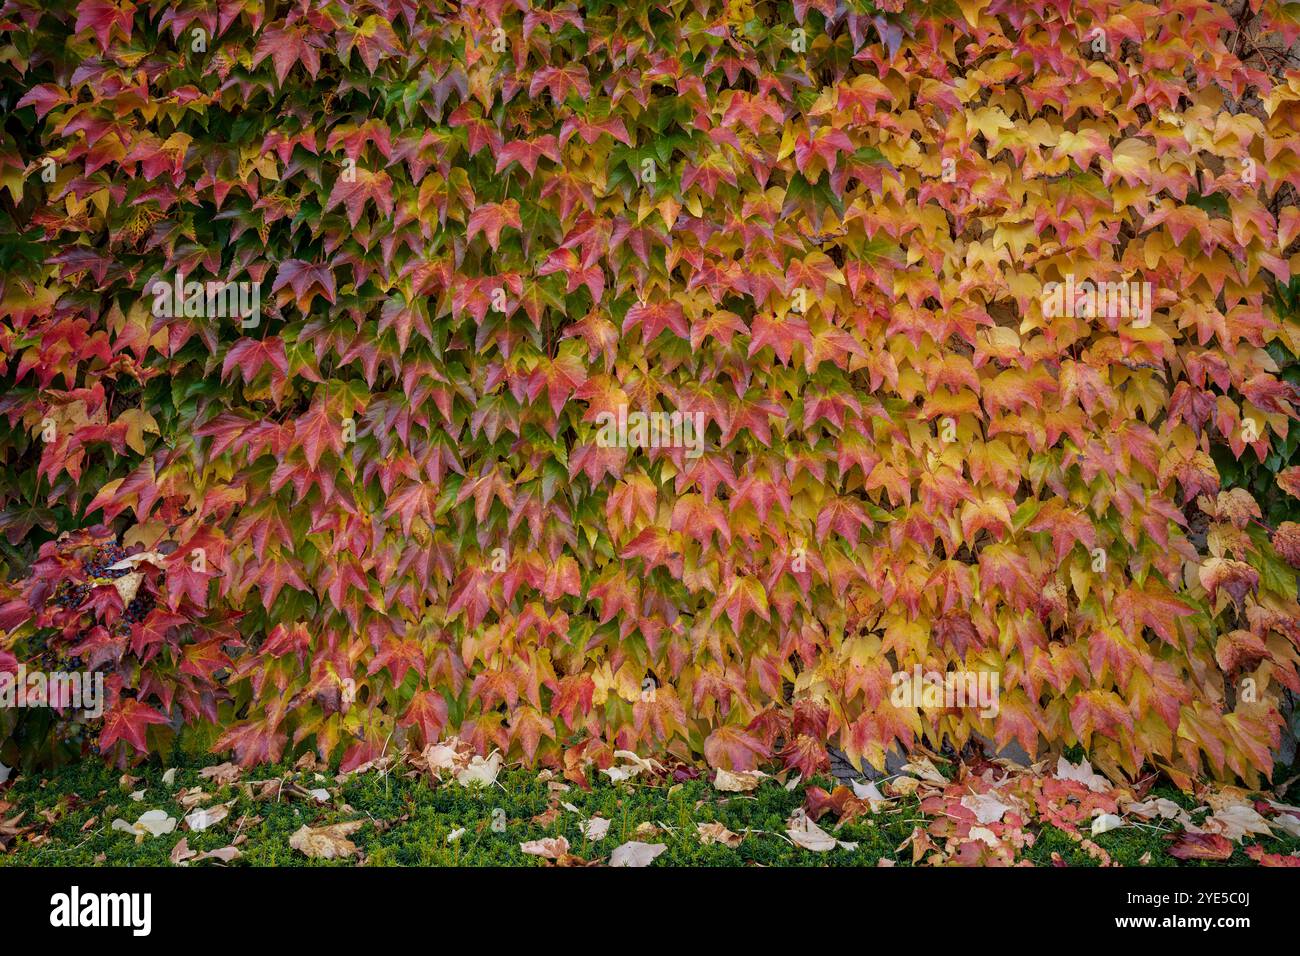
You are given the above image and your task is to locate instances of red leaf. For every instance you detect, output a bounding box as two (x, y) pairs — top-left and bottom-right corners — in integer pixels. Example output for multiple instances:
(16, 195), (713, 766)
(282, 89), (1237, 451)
(703, 725), (770, 771)
(100, 699), (169, 755)
(466, 199), (522, 251)
(1167, 832), (1234, 861)
(293, 401), (343, 471)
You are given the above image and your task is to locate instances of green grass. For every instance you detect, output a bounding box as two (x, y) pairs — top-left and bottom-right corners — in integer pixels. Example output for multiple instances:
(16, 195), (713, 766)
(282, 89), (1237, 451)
(2, 757), (1296, 866)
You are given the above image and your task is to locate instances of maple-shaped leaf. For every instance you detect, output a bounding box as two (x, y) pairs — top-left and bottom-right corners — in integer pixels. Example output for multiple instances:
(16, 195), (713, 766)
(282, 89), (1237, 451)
(15, 83), (71, 120)
(670, 494), (730, 548)
(932, 610), (984, 660)
(538, 555), (582, 602)
(248, 556), (310, 612)
(494, 135), (561, 177)
(466, 199), (522, 251)
(551, 674), (596, 728)
(384, 480), (440, 538)
(525, 349), (587, 418)
(1273, 522), (1300, 567)
(294, 400), (344, 471)
(325, 167), (395, 228)
(529, 65), (591, 104)
(398, 691), (449, 746)
(181, 639), (232, 683)
(1278, 467), (1300, 499)
(1199, 557), (1260, 608)
(509, 706), (557, 763)
(251, 24), (325, 85)
(623, 301), (689, 344)
(993, 693), (1042, 757)
(1069, 689), (1134, 747)
(75, 0), (135, 51)
(130, 607), (189, 658)
(271, 260), (336, 312)
(448, 566), (495, 629)
(215, 718), (287, 767)
(619, 527), (684, 577)
(340, 15), (402, 73)
(100, 698), (169, 754)
(1167, 832), (1234, 861)
(715, 575), (770, 634)
(794, 128), (855, 177)
(703, 725), (770, 771)
(779, 734), (830, 777)
(366, 637), (426, 684)
(748, 311), (812, 365)
(815, 496), (872, 546)
(559, 115), (632, 147)
(222, 336), (288, 388)
(1114, 580), (1194, 646)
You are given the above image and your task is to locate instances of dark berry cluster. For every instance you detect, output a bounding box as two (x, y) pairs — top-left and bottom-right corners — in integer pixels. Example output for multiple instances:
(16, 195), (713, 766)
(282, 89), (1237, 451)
(81, 543), (129, 580)
(50, 543), (133, 612)
(124, 592), (155, 624)
(52, 578), (90, 610)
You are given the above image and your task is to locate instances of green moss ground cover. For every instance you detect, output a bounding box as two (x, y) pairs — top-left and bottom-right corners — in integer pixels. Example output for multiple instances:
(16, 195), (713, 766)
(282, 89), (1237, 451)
(2, 756), (1296, 867)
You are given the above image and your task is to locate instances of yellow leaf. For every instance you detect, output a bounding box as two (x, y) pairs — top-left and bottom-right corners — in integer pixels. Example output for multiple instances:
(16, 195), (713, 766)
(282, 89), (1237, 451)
(777, 124), (796, 162)
(967, 107), (1015, 142)
(119, 408), (160, 455)
(954, 0), (989, 27)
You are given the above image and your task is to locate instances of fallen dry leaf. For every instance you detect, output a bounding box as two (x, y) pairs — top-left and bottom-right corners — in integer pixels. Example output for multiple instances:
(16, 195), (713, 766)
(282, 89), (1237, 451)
(1202, 803), (1274, 842)
(696, 821), (742, 848)
(898, 826), (937, 865)
(198, 763), (241, 787)
(609, 840), (666, 867)
(713, 768), (767, 792)
(1090, 812), (1126, 836)
(901, 757), (947, 785)
(1054, 757), (1111, 793)
(787, 810), (856, 852)
(1270, 813), (1300, 838)
(961, 791), (1016, 825)
(184, 803), (230, 832)
(194, 845), (242, 864)
(1123, 797), (1192, 826)
(111, 809), (176, 840)
(1168, 831), (1234, 861)
(456, 751), (503, 788)
(850, 778), (891, 810)
(111, 570), (142, 605)
(176, 786), (210, 810)
(532, 806), (561, 827)
(520, 836), (570, 859)
(1079, 838), (1112, 866)
(601, 751), (664, 783)
(1245, 844), (1300, 867)
(170, 837), (196, 865)
(288, 821), (364, 860)
(966, 825), (1002, 848)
